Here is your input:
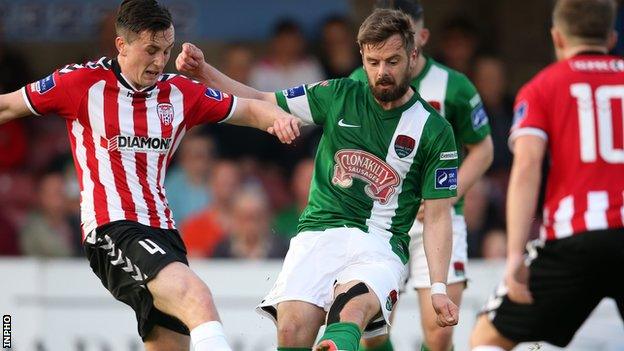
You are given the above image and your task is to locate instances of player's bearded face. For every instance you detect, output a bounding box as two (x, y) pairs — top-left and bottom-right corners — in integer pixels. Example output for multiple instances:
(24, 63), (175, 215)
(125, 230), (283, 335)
(363, 36), (413, 103)
(370, 60), (412, 102)
(118, 26), (175, 89)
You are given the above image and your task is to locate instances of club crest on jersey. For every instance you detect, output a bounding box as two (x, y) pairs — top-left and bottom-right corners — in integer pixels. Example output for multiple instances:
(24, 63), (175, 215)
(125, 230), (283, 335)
(157, 103), (174, 126)
(205, 88), (223, 101)
(394, 135), (415, 158)
(332, 149), (400, 204)
(435, 168), (458, 190)
(31, 74), (56, 94)
(385, 290), (398, 311)
(427, 100), (441, 112)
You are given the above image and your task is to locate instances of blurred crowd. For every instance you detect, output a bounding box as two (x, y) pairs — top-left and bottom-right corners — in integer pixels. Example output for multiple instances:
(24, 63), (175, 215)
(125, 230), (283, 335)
(0, 11), (518, 261)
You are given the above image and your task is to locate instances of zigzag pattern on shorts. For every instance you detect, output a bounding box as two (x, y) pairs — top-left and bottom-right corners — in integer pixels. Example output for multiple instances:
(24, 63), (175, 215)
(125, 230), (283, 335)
(100, 234), (148, 284)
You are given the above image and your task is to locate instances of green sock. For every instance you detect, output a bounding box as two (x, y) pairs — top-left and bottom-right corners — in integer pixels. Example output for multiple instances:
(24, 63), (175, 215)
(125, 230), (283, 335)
(318, 322), (362, 350)
(277, 348), (312, 351)
(358, 337), (394, 351)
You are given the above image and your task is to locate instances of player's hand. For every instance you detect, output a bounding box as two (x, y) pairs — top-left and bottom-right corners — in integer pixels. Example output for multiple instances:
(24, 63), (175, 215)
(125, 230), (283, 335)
(176, 43), (205, 77)
(505, 254), (533, 304)
(416, 202), (425, 222)
(431, 293), (459, 327)
(267, 116), (301, 144)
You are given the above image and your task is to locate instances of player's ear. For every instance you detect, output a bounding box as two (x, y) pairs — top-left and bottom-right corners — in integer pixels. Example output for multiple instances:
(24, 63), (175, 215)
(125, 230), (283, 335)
(115, 36), (126, 56)
(419, 28), (430, 47)
(551, 27), (564, 51)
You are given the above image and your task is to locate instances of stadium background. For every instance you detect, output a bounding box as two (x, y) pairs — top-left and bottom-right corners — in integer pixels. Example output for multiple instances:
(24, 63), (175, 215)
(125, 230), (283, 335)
(0, 0), (623, 350)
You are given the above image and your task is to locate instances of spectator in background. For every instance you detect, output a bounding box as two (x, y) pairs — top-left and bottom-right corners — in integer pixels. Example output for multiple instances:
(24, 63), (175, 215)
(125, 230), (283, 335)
(436, 16), (480, 76)
(212, 185), (288, 260)
(221, 43), (254, 85)
(19, 171), (79, 257)
(181, 160), (242, 258)
(249, 18), (324, 91)
(473, 55), (514, 176)
(165, 132), (215, 224)
(319, 15), (360, 79)
(481, 228), (507, 260)
(0, 210), (20, 255)
(272, 158), (314, 239)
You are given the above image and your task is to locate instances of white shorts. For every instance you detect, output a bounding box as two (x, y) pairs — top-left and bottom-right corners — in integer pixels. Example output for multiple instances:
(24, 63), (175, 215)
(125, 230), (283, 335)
(257, 227), (408, 338)
(406, 213), (468, 289)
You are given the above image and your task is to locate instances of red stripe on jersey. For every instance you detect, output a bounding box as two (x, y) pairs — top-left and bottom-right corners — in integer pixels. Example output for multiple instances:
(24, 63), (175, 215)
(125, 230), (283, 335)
(81, 97), (110, 226)
(104, 83), (138, 222)
(132, 93), (160, 227)
(571, 193), (587, 233)
(156, 85), (174, 228)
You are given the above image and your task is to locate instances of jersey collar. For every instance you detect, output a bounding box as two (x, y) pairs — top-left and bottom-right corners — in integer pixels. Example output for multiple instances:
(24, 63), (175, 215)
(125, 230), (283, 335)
(111, 59), (158, 93)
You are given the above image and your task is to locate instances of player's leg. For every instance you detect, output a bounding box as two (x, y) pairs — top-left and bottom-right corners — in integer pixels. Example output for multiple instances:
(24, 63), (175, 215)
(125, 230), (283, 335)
(276, 301), (326, 348)
(144, 325), (189, 351)
(416, 282), (464, 351)
(469, 315), (515, 351)
(316, 280), (381, 351)
(147, 262), (230, 350)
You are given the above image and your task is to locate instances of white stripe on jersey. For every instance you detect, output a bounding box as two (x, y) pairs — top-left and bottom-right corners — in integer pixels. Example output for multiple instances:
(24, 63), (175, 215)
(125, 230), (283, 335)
(218, 96), (238, 124)
(21, 87), (40, 116)
(145, 88), (169, 229)
(71, 119), (96, 236)
(418, 65), (449, 116)
(585, 191), (608, 230)
(508, 127), (548, 151)
(366, 101), (429, 240)
(284, 86), (315, 124)
(553, 195), (574, 238)
(88, 81), (124, 223)
(117, 83), (151, 227)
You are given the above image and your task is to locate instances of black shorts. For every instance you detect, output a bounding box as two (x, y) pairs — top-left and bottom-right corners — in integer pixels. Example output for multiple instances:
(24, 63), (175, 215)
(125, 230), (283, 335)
(482, 228), (624, 347)
(83, 220), (190, 339)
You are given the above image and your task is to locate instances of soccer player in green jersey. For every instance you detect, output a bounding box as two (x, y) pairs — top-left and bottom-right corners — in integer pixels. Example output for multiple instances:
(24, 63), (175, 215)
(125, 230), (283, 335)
(176, 9), (459, 351)
(351, 2), (494, 351)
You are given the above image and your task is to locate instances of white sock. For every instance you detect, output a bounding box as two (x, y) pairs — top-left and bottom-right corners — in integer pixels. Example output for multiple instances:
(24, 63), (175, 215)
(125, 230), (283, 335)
(472, 346), (506, 351)
(190, 321), (232, 351)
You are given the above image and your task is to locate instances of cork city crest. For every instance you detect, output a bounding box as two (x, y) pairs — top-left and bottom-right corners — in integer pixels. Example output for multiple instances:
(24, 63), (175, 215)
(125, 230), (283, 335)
(332, 149), (400, 204)
(157, 103), (174, 126)
(394, 135), (415, 158)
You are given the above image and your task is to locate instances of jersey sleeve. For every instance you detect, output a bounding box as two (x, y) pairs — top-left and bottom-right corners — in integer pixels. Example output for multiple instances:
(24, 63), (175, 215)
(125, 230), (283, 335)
(508, 81), (549, 149)
(274, 79), (346, 126)
(348, 66), (367, 82)
(421, 117), (459, 199)
(22, 69), (81, 119)
(450, 74), (491, 144)
(171, 75), (237, 128)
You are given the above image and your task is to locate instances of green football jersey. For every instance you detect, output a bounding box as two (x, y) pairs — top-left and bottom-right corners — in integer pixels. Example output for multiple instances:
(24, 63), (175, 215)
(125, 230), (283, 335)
(275, 79), (458, 263)
(349, 57), (491, 215)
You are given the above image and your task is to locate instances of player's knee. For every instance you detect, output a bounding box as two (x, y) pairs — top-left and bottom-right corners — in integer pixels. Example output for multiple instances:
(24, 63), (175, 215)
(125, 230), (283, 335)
(423, 325), (454, 351)
(469, 315), (511, 349)
(276, 315), (308, 344)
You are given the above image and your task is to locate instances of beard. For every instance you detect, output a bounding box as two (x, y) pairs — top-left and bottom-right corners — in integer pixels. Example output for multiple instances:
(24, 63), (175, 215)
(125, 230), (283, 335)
(369, 68), (412, 103)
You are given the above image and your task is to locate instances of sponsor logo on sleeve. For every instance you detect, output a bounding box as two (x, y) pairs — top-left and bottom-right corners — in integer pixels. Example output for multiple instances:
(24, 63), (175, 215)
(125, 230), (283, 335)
(439, 151), (458, 160)
(512, 101), (528, 127)
(471, 103), (489, 130)
(282, 85), (305, 99)
(435, 167), (458, 190)
(204, 88), (223, 101)
(32, 74), (56, 94)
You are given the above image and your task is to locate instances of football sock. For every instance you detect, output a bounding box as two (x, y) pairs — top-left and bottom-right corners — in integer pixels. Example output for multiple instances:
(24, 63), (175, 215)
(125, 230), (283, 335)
(318, 322), (362, 350)
(190, 321), (231, 351)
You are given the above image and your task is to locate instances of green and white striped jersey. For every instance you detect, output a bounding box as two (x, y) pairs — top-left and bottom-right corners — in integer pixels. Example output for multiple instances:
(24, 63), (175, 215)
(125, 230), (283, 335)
(275, 78), (458, 263)
(350, 57), (491, 215)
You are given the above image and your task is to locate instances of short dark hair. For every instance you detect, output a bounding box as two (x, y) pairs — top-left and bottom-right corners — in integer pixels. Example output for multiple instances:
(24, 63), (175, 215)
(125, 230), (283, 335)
(553, 0), (616, 45)
(375, 0), (424, 22)
(357, 8), (415, 54)
(115, 0), (172, 38)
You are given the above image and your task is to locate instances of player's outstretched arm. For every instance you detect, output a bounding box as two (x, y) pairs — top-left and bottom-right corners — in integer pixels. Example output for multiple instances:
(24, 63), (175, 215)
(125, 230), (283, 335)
(423, 197), (459, 327)
(227, 97), (301, 144)
(176, 43), (276, 104)
(505, 135), (546, 304)
(0, 90), (32, 124)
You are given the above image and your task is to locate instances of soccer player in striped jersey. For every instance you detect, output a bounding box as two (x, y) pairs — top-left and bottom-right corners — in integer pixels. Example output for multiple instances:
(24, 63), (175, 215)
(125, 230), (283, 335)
(471, 0), (624, 350)
(177, 9), (459, 351)
(351, 1), (494, 351)
(0, 1), (301, 351)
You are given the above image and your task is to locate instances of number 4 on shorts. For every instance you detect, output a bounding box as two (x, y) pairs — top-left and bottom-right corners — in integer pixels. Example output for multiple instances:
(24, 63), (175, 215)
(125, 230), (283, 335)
(138, 239), (166, 255)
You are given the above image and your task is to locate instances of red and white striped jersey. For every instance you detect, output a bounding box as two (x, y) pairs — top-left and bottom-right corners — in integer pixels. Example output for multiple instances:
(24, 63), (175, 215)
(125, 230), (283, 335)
(510, 53), (624, 241)
(22, 57), (237, 239)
